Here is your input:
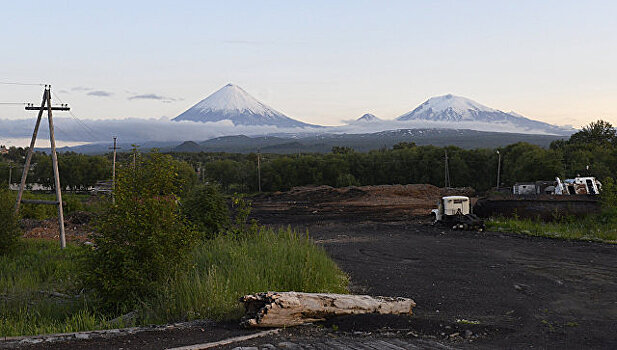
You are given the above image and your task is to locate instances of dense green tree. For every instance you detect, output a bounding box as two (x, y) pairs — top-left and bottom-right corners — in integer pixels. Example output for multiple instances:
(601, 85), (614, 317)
(569, 120), (616, 146)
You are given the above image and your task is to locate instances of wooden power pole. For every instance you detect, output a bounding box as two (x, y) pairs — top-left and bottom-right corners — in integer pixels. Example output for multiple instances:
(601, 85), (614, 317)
(257, 149), (262, 192)
(15, 85), (70, 249)
(444, 149), (451, 188)
(108, 136), (120, 203)
(8, 162), (13, 187)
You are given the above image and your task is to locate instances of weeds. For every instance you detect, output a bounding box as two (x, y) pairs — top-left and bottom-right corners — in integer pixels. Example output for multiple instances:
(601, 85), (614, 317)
(141, 226), (348, 323)
(487, 217), (617, 243)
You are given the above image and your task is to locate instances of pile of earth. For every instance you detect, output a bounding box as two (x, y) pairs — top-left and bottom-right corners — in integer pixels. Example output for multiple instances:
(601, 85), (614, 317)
(251, 184), (475, 222)
(21, 211), (95, 243)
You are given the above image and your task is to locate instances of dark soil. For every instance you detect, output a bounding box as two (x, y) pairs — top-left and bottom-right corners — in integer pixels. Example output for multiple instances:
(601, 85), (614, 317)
(248, 201), (617, 349)
(8, 321), (257, 350)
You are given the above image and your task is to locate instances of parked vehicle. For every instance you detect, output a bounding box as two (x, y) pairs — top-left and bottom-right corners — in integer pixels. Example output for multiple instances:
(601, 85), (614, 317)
(555, 177), (601, 195)
(431, 196), (485, 230)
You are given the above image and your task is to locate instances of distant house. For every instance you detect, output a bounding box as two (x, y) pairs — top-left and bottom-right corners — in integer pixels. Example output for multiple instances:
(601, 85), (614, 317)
(0, 146), (8, 155)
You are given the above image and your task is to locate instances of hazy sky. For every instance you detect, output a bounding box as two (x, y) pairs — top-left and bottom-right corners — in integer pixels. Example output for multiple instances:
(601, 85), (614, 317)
(1, 0), (616, 127)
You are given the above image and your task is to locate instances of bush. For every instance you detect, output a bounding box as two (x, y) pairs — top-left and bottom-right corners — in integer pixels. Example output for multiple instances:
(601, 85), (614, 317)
(0, 187), (20, 254)
(181, 184), (230, 239)
(85, 152), (198, 312)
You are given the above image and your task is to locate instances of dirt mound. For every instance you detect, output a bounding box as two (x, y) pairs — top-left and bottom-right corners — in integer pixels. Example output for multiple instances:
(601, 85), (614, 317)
(251, 184), (477, 222)
(21, 211), (95, 243)
(264, 185), (368, 203)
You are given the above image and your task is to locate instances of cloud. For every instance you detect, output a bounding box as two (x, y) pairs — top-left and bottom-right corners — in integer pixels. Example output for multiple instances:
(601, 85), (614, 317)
(71, 86), (92, 91)
(0, 117), (570, 148)
(87, 90), (113, 97)
(128, 94), (176, 103)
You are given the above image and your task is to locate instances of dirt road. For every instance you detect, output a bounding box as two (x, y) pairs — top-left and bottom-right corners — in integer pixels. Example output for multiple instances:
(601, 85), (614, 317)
(250, 204), (617, 349)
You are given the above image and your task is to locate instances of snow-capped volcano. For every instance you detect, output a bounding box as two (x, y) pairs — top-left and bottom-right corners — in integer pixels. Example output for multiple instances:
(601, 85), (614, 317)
(173, 84), (313, 128)
(397, 94), (572, 135)
(354, 113), (381, 123)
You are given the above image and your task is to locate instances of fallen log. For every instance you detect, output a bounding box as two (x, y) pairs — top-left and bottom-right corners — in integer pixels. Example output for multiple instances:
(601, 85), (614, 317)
(239, 291), (416, 328)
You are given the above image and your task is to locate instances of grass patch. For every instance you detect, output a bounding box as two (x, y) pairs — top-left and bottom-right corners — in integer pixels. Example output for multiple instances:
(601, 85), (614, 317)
(487, 217), (617, 243)
(0, 227), (348, 337)
(142, 226), (348, 323)
(0, 240), (112, 336)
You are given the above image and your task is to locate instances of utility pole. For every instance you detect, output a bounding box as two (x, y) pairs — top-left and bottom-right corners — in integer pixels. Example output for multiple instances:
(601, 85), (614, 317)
(257, 149), (262, 192)
(496, 150), (501, 190)
(16, 86), (70, 249)
(131, 144), (139, 168)
(198, 162), (204, 183)
(8, 162), (13, 188)
(444, 149), (450, 188)
(108, 136), (120, 203)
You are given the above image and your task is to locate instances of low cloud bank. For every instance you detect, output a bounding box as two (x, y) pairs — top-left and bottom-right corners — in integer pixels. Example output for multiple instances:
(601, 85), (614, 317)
(0, 117), (571, 146)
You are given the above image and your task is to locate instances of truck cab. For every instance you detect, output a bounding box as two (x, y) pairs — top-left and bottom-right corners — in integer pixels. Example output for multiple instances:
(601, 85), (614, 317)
(431, 196), (484, 230)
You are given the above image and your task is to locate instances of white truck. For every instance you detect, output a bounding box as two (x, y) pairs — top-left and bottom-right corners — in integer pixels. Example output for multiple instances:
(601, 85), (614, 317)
(431, 196), (485, 230)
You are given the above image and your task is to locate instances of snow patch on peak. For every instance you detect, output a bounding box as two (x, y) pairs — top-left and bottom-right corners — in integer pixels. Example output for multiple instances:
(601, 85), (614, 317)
(191, 83), (279, 117)
(396, 94), (573, 135)
(172, 84), (314, 128)
(420, 94), (496, 115)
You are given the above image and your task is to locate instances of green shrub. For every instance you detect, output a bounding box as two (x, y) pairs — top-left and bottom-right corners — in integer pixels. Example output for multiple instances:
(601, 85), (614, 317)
(600, 177), (617, 221)
(85, 152), (198, 312)
(336, 173), (359, 187)
(0, 188), (20, 254)
(181, 184), (230, 239)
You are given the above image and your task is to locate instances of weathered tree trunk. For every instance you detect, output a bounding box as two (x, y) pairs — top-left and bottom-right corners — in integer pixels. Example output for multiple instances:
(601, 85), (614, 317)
(240, 291), (416, 328)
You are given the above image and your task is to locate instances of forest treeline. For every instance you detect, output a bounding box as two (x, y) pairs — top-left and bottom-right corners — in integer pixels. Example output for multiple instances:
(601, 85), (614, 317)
(173, 120), (617, 193)
(1, 120), (616, 193)
(0, 150), (110, 191)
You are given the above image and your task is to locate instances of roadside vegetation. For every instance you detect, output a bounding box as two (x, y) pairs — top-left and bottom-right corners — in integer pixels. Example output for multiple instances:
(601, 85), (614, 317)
(0, 151), (348, 337)
(487, 217), (617, 243)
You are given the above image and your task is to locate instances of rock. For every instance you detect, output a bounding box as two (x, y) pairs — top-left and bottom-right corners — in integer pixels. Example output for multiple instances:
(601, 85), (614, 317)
(464, 330), (473, 338)
(74, 333), (90, 340)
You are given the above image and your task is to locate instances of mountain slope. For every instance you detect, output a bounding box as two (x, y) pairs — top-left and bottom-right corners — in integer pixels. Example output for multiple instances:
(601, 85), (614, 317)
(397, 94), (572, 135)
(353, 113), (382, 123)
(173, 83), (314, 128)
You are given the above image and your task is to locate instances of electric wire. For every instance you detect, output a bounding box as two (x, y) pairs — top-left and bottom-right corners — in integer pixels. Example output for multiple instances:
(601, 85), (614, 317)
(50, 90), (106, 142)
(0, 81), (44, 86)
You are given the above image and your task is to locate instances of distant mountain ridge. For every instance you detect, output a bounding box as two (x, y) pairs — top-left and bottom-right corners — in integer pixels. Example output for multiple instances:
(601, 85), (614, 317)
(397, 94), (572, 135)
(171, 128), (564, 154)
(354, 113), (381, 123)
(173, 83), (315, 128)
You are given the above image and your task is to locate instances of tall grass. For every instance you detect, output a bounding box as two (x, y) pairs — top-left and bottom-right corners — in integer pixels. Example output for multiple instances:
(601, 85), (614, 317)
(142, 226), (349, 323)
(0, 227), (348, 337)
(487, 217), (617, 243)
(0, 240), (111, 337)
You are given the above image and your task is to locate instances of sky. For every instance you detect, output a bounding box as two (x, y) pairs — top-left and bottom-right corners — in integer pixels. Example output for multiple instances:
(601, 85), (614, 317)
(1, 0), (617, 129)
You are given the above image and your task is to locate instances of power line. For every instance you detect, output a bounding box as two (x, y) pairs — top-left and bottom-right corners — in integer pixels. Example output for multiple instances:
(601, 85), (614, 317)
(51, 90), (105, 142)
(0, 81), (44, 86)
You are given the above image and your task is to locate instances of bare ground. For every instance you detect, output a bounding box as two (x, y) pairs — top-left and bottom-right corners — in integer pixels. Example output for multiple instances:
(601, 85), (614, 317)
(10, 184), (617, 349)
